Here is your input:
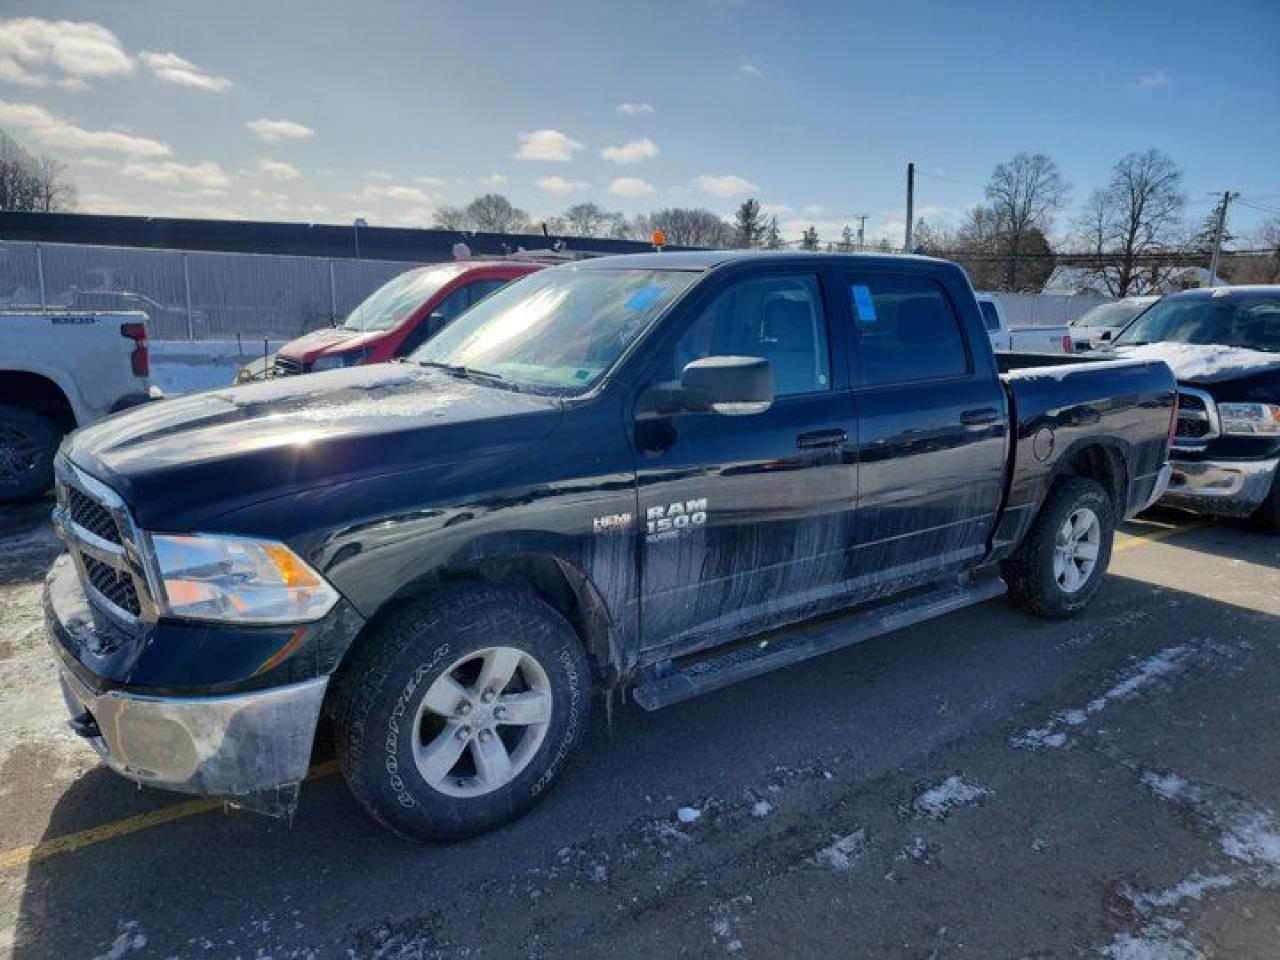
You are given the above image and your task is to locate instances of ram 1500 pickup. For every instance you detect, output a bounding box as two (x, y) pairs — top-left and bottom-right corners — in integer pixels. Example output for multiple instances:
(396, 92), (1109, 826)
(1112, 285), (1280, 529)
(44, 252), (1176, 841)
(2, 310), (151, 501)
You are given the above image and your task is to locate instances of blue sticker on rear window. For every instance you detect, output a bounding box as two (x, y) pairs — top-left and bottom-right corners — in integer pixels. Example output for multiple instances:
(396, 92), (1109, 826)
(852, 284), (876, 323)
(625, 285), (663, 310)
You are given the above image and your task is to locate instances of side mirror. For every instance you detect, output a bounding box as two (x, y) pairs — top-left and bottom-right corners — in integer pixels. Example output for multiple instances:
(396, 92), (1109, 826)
(649, 356), (773, 417)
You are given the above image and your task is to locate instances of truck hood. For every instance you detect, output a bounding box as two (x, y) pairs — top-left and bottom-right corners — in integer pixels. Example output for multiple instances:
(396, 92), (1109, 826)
(278, 326), (383, 360)
(1112, 342), (1280, 385)
(63, 363), (562, 529)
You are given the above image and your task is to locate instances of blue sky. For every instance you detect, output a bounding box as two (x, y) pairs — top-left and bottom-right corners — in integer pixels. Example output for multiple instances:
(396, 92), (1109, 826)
(2, 0), (1278, 244)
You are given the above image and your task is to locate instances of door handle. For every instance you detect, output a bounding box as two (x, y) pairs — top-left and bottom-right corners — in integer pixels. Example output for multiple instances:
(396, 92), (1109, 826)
(796, 428), (848, 449)
(960, 407), (1000, 426)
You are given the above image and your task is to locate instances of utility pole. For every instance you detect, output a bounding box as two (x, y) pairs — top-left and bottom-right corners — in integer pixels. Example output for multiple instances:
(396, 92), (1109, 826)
(855, 214), (867, 251)
(904, 162), (915, 252)
(1208, 190), (1237, 285)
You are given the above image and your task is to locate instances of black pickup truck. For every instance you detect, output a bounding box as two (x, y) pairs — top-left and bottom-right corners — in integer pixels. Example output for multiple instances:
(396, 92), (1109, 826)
(1110, 285), (1280, 530)
(45, 252), (1176, 841)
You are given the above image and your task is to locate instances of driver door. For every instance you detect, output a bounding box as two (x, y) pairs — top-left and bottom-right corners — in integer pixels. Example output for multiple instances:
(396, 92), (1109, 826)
(635, 270), (859, 656)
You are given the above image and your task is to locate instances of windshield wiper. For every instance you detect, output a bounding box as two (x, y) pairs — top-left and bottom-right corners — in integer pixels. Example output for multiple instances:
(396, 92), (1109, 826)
(418, 360), (519, 390)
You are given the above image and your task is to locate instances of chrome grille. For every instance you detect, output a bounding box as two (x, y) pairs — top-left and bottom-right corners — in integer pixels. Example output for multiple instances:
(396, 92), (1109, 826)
(65, 485), (122, 545)
(1172, 387), (1219, 452)
(273, 355), (303, 376)
(53, 460), (155, 627)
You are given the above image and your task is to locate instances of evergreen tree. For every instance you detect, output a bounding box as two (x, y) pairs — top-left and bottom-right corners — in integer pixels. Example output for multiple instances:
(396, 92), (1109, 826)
(800, 225), (820, 251)
(733, 198), (768, 248)
(763, 216), (783, 250)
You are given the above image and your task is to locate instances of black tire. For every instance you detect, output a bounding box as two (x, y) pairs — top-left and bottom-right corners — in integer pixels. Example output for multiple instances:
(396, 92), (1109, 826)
(1247, 471), (1280, 534)
(332, 583), (592, 842)
(0, 404), (60, 502)
(1002, 476), (1115, 619)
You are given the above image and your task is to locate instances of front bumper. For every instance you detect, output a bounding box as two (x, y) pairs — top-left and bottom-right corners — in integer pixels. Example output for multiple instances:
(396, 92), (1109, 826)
(46, 554), (329, 815)
(1161, 457), (1279, 518)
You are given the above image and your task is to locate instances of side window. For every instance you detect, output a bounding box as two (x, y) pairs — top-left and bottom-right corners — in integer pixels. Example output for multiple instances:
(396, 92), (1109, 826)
(669, 274), (831, 397)
(466, 278), (509, 306)
(396, 286), (474, 355)
(979, 300), (1001, 332)
(848, 275), (969, 386)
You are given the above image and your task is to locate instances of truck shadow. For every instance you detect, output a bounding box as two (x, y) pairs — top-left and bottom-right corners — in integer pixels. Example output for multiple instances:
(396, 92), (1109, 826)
(12, 557), (1280, 958)
(1124, 507), (1279, 570)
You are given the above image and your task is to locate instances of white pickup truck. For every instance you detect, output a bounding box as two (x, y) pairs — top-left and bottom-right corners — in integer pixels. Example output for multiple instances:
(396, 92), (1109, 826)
(0, 311), (152, 500)
(976, 293), (1073, 354)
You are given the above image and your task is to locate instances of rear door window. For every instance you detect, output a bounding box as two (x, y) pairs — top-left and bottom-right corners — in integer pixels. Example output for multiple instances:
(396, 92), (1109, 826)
(847, 275), (970, 386)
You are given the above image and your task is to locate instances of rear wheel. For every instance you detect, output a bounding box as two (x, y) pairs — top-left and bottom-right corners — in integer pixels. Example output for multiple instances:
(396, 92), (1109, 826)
(1003, 476), (1115, 619)
(0, 404), (60, 502)
(333, 583), (591, 842)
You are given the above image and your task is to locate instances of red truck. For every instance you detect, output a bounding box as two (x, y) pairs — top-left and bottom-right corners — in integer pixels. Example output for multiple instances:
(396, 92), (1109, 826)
(248, 260), (543, 378)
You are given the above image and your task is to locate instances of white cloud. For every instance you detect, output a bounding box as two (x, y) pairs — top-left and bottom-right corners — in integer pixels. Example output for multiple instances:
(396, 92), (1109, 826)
(121, 160), (231, 188)
(803, 204), (825, 216)
(78, 192), (143, 215)
(694, 173), (758, 198)
(353, 183), (430, 204)
(416, 175), (448, 187)
(480, 173), (507, 187)
(169, 203), (246, 221)
(515, 128), (584, 162)
(760, 202), (792, 216)
(615, 101), (654, 116)
(536, 175), (590, 195)
(601, 137), (660, 165)
(246, 118), (315, 142)
(0, 17), (133, 88)
(736, 62), (764, 81)
(1133, 69), (1170, 90)
(366, 169), (393, 180)
(252, 158), (300, 181)
(138, 51), (230, 92)
(608, 176), (656, 198)
(0, 100), (169, 155)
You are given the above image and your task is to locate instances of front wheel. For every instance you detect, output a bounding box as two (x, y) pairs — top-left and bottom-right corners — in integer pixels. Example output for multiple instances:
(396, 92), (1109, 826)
(333, 584), (592, 842)
(0, 404), (60, 502)
(1003, 476), (1115, 619)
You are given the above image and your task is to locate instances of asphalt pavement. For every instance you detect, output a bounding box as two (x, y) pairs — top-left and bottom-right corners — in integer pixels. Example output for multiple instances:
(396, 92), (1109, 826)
(1, 498), (1278, 959)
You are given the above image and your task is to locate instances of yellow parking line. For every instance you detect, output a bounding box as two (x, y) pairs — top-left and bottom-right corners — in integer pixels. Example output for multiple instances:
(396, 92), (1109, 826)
(1113, 520), (1211, 555)
(0, 760), (340, 871)
(0, 522), (1215, 871)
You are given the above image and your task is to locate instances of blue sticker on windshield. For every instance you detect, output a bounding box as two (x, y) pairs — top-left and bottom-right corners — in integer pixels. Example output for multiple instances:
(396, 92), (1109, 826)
(852, 284), (877, 323)
(625, 285), (663, 310)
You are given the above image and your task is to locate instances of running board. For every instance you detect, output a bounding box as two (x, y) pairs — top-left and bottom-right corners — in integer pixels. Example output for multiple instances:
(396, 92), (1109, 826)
(632, 576), (1007, 711)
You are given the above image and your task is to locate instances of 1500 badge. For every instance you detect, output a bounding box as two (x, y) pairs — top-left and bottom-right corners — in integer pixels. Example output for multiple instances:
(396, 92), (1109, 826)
(645, 498), (708, 542)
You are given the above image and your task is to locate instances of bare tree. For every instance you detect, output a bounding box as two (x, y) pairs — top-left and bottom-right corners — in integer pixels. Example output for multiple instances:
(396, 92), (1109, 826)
(984, 153), (1069, 290)
(633, 208), (735, 247)
(1077, 149), (1185, 296)
(0, 131), (77, 212)
(431, 194), (530, 233)
(562, 202), (620, 238)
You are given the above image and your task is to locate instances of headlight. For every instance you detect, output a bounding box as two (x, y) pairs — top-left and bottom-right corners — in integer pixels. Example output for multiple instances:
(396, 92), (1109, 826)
(151, 534), (340, 623)
(1218, 402), (1280, 436)
(311, 350), (365, 372)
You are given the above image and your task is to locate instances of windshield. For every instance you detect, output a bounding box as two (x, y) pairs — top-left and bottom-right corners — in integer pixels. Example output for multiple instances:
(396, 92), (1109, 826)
(1113, 293), (1280, 353)
(342, 266), (462, 332)
(1074, 299), (1153, 329)
(412, 267), (698, 393)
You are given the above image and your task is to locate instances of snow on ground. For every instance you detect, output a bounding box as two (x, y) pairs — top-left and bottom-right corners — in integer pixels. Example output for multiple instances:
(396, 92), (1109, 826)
(1098, 918), (1204, 960)
(1013, 645), (1192, 750)
(149, 340), (284, 396)
(911, 775), (990, 820)
(814, 829), (869, 871)
(1143, 771), (1280, 869)
(1115, 342), (1280, 383)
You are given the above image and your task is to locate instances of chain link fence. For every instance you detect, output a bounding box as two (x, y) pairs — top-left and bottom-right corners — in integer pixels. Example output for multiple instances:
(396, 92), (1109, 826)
(0, 240), (419, 341)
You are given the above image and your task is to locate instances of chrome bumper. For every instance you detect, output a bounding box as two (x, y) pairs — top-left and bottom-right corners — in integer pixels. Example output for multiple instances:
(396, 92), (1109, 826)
(56, 661), (327, 815)
(1161, 457), (1279, 518)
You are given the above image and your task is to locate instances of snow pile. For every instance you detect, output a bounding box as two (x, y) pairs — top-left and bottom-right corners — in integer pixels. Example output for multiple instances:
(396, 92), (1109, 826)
(1115, 342), (1280, 383)
(1013, 646), (1192, 750)
(750, 800), (772, 818)
(1122, 872), (1236, 914)
(912, 775), (990, 820)
(1142, 770), (1280, 869)
(1098, 918), (1204, 960)
(676, 806), (703, 824)
(91, 922), (147, 960)
(814, 829), (869, 871)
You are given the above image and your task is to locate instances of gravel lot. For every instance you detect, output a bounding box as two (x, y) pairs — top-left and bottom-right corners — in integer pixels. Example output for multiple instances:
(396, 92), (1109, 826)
(1, 497), (1278, 959)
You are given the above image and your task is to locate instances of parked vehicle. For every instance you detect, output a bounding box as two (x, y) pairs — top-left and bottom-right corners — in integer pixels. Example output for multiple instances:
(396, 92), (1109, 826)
(1111, 286), (1280, 529)
(975, 293), (1073, 354)
(239, 260), (542, 381)
(1069, 295), (1159, 352)
(0, 311), (151, 501)
(45, 252), (1175, 841)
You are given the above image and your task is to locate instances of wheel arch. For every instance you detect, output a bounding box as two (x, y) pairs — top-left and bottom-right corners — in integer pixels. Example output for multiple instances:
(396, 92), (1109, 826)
(1050, 437), (1129, 512)
(0, 368), (78, 432)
